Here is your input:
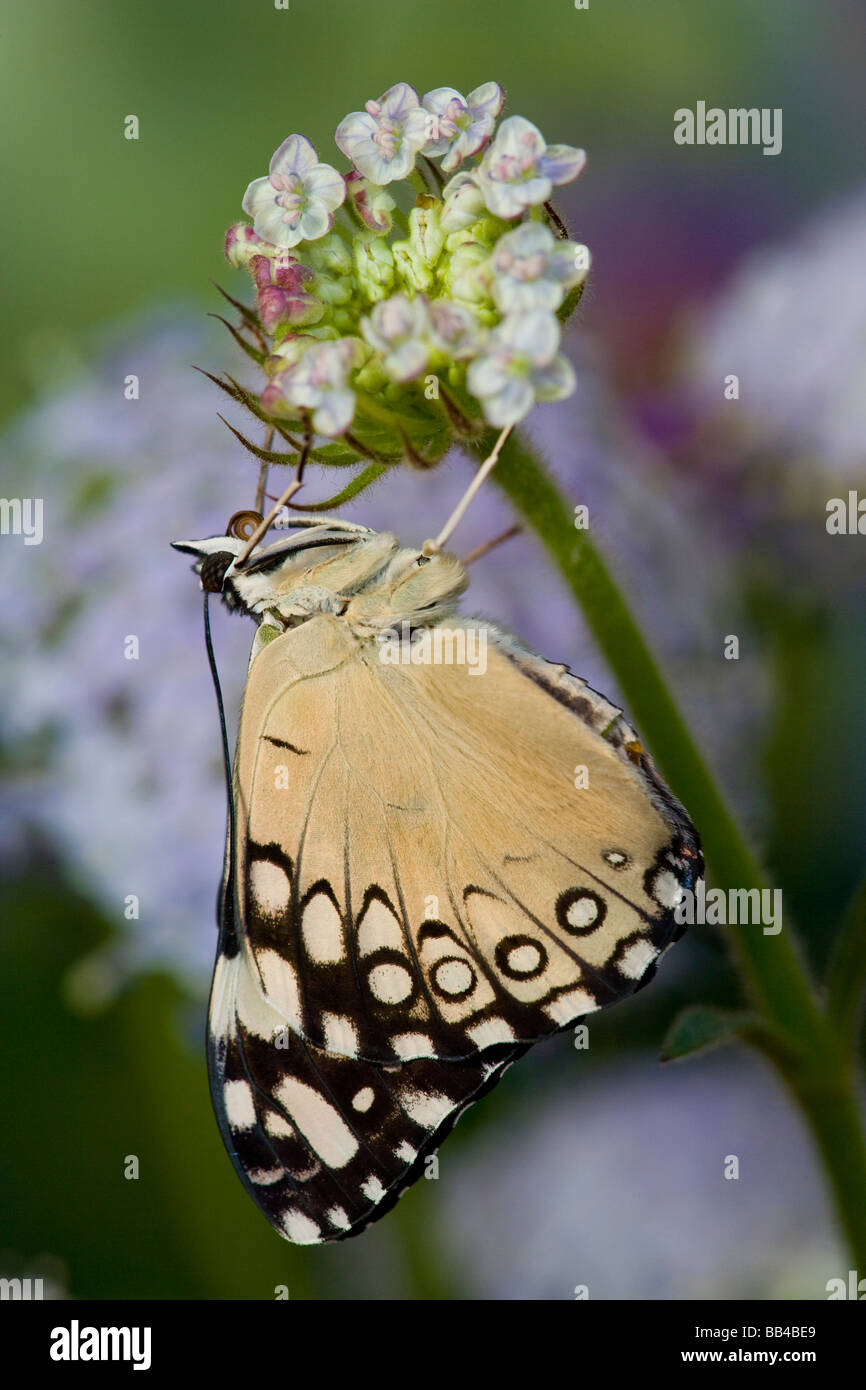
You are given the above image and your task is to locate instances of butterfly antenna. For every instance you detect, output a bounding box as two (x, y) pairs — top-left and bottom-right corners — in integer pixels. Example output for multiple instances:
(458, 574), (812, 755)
(422, 423), (513, 556)
(203, 591), (236, 857)
(462, 523), (522, 567)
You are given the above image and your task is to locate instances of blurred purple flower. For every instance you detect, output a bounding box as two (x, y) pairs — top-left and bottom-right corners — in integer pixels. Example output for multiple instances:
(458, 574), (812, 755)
(440, 1051), (843, 1299)
(682, 188), (866, 485)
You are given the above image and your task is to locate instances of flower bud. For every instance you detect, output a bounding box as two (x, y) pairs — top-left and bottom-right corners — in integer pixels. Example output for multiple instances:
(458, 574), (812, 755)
(439, 172), (487, 233)
(354, 236), (396, 303)
(345, 170), (397, 234)
(225, 222), (265, 268)
(257, 286), (324, 335)
(409, 199), (445, 267)
(441, 239), (490, 305)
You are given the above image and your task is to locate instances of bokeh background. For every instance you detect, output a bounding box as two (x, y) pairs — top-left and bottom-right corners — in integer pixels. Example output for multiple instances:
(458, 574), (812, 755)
(1, 0), (865, 1299)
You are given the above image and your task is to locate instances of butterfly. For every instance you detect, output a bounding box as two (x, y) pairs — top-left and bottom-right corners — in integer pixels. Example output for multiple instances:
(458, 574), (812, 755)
(173, 513), (702, 1244)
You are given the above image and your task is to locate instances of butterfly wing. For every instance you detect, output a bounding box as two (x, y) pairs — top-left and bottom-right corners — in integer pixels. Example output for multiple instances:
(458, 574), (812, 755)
(232, 613), (701, 1065)
(208, 922), (526, 1244)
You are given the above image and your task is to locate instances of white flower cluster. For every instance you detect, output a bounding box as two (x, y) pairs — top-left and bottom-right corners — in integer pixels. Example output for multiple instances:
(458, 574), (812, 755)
(232, 82), (590, 441)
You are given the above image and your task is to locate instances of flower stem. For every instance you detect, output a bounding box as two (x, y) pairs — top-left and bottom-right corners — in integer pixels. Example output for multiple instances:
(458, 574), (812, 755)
(488, 426), (866, 1269)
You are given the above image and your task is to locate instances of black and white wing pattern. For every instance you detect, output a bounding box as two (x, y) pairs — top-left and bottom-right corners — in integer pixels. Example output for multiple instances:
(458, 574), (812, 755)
(209, 922), (526, 1244)
(230, 616), (701, 1065)
(204, 614), (701, 1243)
(176, 520), (703, 1245)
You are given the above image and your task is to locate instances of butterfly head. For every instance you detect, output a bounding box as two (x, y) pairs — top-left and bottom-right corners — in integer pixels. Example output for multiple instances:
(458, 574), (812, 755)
(173, 518), (468, 630)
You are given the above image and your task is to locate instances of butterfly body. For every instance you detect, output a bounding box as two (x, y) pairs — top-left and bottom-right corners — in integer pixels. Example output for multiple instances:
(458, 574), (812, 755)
(174, 518), (702, 1244)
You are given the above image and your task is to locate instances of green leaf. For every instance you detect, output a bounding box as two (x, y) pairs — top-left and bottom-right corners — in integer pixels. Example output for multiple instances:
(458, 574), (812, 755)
(298, 462), (386, 510)
(661, 1005), (760, 1062)
(208, 313), (266, 365)
(825, 875), (866, 1050)
(216, 414), (298, 465)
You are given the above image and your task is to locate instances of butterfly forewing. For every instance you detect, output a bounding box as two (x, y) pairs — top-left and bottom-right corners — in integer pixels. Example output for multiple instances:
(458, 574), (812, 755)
(233, 614), (699, 1066)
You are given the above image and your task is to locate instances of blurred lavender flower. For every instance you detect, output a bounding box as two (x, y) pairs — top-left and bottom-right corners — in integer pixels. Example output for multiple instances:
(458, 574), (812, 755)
(682, 188), (866, 486)
(0, 311), (254, 982)
(439, 1050), (844, 1299)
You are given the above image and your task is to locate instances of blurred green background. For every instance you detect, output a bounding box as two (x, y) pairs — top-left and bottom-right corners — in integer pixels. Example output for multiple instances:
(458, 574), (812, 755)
(2, 0), (865, 1300)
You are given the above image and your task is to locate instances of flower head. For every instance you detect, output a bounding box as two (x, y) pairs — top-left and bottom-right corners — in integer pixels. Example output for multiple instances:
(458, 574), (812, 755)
(361, 292), (431, 381)
(242, 134), (345, 249)
(467, 310), (576, 425)
(477, 116), (585, 219)
(421, 82), (504, 172)
(265, 338), (360, 436)
(335, 84), (430, 185)
(486, 222), (590, 313)
(226, 85), (589, 463)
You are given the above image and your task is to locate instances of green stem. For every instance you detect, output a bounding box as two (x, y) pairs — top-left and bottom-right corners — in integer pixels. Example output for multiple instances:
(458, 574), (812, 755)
(488, 427), (866, 1269)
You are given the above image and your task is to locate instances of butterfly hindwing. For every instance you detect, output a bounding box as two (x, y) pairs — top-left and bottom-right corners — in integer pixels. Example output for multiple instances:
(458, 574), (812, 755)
(208, 941), (526, 1243)
(233, 614), (701, 1066)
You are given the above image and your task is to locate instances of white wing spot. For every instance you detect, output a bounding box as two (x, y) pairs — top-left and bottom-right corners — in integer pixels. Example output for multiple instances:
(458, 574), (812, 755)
(326, 1206), (351, 1231)
(506, 942), (542, 975)
(352, 1087), (375, 1113)
(274, 1076), (360, 1168)
(265, 1110), (295, 1138)
(566, 895), (600, 929)
(224, 1079), (256, 1130)
(394, 1140), (418, 1163)
(281, 1209), (322, 1244)
(361, 1175), (386, 1202)
(390, 1032), (434, 1059)
(603, 850), (629, 868)
(248, 1167), (283, 1186)
(618, 939), (658, 980)
(322, 1012), (359, 1057)
(302, 892), (345, 964)
(467, 1017), (516, 1048)
(651, 869), (683, 909)
(398, 1089), (453, 1127)
(368, 961), (413, 1005)
(544, 988), (599, 1024)
(433, 958), (474, 996)
(357, 897), (404, 956)
(257, 949), (303, 1032)
(250, 860), (291, 916)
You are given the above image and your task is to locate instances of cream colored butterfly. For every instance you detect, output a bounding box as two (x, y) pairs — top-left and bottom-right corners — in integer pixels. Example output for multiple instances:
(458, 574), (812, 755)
(174, 505), (702, 1246)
